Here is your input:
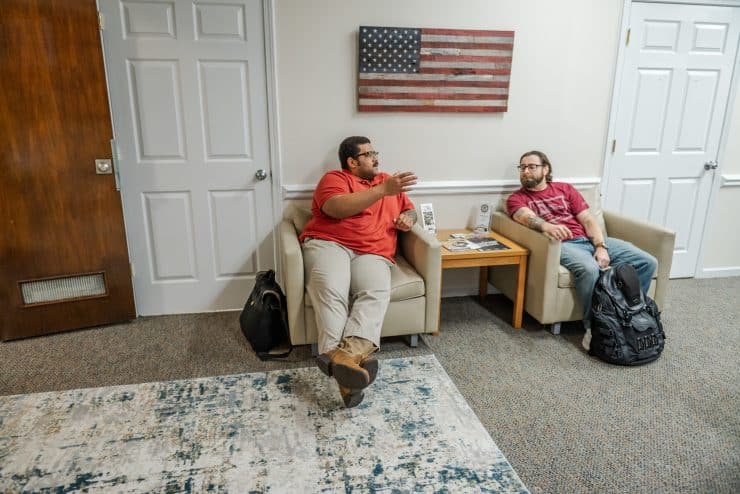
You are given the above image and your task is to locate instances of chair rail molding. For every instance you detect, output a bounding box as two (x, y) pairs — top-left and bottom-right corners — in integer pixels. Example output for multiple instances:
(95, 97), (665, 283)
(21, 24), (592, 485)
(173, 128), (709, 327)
(282, 177), (602, 200)
(641, 0), (740, 6)
(722, 174), (740, 187)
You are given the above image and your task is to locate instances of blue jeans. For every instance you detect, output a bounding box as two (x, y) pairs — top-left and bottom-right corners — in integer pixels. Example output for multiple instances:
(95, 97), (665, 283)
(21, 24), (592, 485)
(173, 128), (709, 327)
(560, 237), (657, 325)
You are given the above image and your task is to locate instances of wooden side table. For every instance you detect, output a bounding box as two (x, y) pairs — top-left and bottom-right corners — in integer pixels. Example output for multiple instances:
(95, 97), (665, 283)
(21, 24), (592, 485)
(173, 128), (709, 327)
(437, 229), (529, 329)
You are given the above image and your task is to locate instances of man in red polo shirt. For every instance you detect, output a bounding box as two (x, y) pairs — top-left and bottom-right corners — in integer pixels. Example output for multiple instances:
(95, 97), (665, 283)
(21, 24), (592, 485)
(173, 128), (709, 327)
(300, 136), (417, 407)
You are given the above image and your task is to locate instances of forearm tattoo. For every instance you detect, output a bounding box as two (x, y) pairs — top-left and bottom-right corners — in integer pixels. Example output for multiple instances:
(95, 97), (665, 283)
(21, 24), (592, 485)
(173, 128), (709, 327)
(527, 215), (545, 232)
(402, 209), (418, 225)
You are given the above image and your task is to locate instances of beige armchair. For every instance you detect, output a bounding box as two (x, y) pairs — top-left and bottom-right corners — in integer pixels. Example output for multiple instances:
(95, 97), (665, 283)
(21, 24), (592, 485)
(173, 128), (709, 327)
(279, 206), (442, 353)
(488, 187), (675, 334)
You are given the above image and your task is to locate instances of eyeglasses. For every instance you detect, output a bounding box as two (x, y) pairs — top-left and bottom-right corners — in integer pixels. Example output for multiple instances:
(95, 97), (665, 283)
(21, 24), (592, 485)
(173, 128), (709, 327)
(355, 151), (379, 159)
(516, 164), (545, 172)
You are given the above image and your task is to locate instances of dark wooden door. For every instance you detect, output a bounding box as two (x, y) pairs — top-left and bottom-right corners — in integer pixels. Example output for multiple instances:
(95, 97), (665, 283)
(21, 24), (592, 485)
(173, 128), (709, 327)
(0, 0), (136, 340)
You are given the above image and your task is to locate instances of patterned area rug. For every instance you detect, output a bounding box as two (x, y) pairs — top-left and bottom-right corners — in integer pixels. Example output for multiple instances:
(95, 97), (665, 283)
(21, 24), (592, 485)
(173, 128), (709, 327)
(0, 355), (528, 493)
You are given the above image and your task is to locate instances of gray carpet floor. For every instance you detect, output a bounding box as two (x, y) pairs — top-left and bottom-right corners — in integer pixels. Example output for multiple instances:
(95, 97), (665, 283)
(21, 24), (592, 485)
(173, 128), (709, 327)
(1, 277), (739, 493)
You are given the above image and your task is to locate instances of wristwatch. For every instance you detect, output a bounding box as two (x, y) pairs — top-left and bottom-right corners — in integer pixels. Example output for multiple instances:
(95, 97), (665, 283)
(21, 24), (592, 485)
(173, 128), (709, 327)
(594, 241), (609, 251)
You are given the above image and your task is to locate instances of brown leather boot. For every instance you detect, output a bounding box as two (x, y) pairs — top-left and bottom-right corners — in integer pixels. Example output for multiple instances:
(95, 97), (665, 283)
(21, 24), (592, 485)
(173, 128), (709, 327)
(318, 348), (370, 389)
(338, 385), (364, 408)
(340, 336), (379, 385)
(316, 353), (378, 385)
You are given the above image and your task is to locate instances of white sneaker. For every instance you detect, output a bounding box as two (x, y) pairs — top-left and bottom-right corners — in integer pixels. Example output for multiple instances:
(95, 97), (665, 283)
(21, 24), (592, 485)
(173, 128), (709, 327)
(581, 329), (592, 352)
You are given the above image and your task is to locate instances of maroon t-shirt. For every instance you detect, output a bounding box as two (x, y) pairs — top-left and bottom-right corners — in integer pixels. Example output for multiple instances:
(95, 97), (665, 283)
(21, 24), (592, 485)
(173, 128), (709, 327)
(506, 182), (590, 238)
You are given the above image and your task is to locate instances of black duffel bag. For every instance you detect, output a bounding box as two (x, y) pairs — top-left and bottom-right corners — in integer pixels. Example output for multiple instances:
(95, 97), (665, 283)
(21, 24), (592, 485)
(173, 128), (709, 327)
(590, 263), (665, 365)
(239, 270), (292, 360)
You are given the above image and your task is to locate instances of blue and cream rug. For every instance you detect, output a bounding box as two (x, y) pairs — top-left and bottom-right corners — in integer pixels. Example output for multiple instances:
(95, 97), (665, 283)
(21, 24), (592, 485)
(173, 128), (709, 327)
(0, 355), (528, 493)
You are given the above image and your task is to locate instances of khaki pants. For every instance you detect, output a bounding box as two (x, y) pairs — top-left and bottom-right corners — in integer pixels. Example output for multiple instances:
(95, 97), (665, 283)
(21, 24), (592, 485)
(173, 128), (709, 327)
(302, 238), (392, 355)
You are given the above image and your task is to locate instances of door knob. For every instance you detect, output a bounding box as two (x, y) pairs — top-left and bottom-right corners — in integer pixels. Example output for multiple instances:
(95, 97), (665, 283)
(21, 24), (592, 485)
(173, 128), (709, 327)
(703, 161), (718, 171)
(255, 169), (268, 181)
(95, 159), (112, 174)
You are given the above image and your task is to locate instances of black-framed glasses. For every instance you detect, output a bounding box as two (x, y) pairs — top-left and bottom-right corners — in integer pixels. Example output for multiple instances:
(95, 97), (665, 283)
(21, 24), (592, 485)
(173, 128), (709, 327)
(355, 151), (379, 159)
(516, 164), (545, 172)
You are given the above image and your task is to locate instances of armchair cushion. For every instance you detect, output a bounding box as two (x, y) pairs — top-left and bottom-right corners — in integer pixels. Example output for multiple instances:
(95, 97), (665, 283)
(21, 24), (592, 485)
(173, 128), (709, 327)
(389, 256), (427, 300)
(292, 207), (312, 234)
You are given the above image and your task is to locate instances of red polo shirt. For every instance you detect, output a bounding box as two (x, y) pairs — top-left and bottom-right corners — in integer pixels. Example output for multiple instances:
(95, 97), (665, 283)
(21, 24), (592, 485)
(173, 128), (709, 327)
(299, 169), (414, 262)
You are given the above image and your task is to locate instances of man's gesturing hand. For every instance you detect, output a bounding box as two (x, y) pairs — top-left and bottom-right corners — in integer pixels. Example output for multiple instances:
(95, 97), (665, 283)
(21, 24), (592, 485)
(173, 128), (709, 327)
(381, 171), (417, 196)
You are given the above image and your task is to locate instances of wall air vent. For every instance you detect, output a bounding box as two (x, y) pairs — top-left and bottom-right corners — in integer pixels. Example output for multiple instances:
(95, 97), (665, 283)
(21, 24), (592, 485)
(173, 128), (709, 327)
(20, 272), (107, 305)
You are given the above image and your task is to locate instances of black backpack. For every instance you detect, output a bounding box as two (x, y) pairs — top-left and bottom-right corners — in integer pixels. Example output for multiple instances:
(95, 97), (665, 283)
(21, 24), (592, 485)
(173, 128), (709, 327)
(239, 270), (292, 360)
(589, 263), (665, 365)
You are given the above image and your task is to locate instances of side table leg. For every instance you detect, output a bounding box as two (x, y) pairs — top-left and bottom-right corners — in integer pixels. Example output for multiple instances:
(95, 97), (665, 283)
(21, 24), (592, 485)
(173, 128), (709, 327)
(513, 257), (527, 329)
(478, 267), (488, 302)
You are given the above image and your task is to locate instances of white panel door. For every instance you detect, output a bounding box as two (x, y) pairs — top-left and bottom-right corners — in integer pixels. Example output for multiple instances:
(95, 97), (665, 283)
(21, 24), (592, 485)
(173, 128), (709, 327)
(603, 2), (740, 278)
(100, 0), (275, 314)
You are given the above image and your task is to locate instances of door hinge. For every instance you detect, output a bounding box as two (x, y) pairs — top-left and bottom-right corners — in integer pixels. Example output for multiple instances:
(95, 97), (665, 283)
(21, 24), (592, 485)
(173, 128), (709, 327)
(626, 28), (630, 46)
(98, 12), (105, 30)
(611, 139), (616, 153)
(130, 262), (135, 278)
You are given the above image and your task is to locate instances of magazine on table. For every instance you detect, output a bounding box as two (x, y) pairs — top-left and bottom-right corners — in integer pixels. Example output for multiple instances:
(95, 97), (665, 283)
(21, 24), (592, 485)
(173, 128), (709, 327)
(442, 238), (478, 252)
(442, 234), (510, 252)
(466, 235), (510, 251)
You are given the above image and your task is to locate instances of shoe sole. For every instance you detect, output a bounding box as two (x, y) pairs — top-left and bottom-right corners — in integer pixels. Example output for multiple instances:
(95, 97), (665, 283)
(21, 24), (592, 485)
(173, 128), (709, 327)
(316, 355), (378, 386)
(362, 358), (378, 385)
(332, 364), (370, 389)
(342, 389), (364, 408)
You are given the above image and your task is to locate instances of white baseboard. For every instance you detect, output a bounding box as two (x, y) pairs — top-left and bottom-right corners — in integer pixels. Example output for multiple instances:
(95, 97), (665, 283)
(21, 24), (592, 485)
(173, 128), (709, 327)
(697, 266), (740, 279)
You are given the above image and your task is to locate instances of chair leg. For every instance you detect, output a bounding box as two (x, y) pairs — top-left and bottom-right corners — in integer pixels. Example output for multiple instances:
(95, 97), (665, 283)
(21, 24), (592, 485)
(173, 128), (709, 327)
(405, 334), (419, 348)
(546, 323), (561, 335)
(311, 343), (318, 357)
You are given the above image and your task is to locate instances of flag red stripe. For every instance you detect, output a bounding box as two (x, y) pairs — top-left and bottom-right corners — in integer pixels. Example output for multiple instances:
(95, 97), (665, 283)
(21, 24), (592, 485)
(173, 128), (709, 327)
(422, 41), (514, 50)
(358, 78), (510, 88)
(358, 92), (509, 100)
(420, 54), (512, 63)
(359, 105), (507, 112)
(419, 67), (512, 75)
(421, 28), (515, 37)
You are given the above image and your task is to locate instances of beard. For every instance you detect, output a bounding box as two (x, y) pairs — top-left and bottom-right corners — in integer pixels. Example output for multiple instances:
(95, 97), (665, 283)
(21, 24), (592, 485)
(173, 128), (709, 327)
(520, 176), (541, 189)
(358, 165), (378, 181)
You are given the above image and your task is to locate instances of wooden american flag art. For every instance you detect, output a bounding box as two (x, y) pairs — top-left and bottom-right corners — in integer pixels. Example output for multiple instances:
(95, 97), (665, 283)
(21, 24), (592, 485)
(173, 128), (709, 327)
(358, 26), (514, 113)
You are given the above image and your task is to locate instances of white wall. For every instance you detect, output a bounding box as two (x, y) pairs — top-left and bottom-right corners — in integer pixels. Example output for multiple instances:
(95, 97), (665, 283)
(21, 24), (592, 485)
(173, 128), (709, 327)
(273, 0), (740, 285)
(275, 0), (622, 187)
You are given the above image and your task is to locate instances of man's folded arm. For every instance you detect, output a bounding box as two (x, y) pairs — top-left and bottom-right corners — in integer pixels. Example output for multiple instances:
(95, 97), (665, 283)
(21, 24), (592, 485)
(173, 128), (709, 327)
(321, 187), (386, 219)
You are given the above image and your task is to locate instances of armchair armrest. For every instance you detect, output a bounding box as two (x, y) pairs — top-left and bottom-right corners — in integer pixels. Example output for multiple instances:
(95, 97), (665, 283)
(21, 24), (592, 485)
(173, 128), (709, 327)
(279, 218), (305, 341)
(603, 210), (675, 307)
(492, 211), (562, 320)
(399, 224), (442, 333)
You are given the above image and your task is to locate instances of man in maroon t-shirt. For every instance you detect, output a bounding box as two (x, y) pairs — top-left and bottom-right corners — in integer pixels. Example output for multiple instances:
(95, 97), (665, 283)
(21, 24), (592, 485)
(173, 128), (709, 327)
(507, 150), (657, 351)
(301, 136), (417, 407)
